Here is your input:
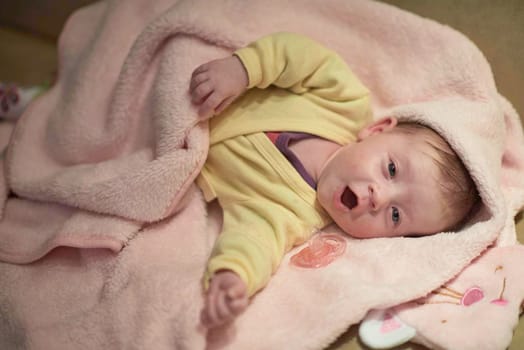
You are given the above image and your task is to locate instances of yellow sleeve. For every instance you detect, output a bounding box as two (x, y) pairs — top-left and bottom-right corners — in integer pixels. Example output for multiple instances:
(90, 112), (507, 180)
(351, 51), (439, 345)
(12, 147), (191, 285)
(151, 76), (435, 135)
(204, 199), (306, 297)
(234, 32), (369, 101)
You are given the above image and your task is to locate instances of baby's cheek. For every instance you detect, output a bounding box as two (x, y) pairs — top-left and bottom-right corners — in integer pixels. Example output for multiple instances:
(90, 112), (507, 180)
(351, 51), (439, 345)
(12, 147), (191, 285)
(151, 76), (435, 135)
(332, 215), (356, 237)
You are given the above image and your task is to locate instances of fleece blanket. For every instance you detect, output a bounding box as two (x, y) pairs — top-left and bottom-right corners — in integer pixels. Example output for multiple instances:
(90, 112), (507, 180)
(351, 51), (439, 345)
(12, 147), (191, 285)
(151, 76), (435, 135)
(1, 0), (524, 349)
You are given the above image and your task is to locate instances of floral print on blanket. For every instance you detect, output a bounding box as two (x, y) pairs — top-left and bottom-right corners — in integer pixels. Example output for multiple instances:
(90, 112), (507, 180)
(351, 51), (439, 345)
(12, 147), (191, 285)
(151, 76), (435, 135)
(420, 269), (508, 307)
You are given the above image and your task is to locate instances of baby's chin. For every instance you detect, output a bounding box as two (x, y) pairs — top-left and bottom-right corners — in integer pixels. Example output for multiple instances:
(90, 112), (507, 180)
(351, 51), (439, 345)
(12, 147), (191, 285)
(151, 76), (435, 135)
(340, 228), (373, 239)
(330, 219), (364, 238)
(335, 222), (388, 239)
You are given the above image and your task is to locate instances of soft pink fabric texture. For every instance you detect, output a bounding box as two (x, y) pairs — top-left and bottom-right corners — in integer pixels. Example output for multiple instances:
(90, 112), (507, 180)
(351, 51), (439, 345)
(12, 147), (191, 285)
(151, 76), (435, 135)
(393, 245), (524, 350)
(0, 0), (523, 349)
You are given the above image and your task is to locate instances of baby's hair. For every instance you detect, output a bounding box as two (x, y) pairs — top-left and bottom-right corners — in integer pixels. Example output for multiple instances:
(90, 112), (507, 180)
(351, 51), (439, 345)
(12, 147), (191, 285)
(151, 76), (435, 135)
(392, 122), (480, 232)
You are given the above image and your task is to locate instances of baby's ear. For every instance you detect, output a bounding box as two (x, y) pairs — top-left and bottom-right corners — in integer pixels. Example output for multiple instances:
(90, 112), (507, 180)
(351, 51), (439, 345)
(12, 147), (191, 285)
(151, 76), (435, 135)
(357, 117), (398, 140)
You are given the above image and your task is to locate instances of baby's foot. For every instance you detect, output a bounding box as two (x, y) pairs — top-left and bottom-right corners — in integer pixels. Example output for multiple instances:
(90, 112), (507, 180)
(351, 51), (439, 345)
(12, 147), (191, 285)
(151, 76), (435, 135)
(0, 83), (44, 121)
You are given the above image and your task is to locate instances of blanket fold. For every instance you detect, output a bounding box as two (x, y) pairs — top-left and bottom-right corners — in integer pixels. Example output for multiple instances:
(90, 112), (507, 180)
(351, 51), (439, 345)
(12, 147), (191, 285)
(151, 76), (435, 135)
(1, 0), (523, 349)
(7, 0), (209, 223)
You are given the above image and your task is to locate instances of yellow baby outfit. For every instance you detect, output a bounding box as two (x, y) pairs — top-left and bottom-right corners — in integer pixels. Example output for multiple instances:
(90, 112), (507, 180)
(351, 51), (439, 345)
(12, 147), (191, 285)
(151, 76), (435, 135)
(197, 32), (372, 296)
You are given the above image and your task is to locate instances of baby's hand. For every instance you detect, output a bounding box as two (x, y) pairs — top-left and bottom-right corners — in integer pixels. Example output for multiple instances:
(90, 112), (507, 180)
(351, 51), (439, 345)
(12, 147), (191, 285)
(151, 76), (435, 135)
(201, 270), (248, 328)
(190, 56), (248, 118)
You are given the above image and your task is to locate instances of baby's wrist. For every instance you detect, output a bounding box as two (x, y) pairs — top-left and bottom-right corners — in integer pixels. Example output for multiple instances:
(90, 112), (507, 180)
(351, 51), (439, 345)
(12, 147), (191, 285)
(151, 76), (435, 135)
(231, 55), (249, 89)
(213, 268), (239, 278)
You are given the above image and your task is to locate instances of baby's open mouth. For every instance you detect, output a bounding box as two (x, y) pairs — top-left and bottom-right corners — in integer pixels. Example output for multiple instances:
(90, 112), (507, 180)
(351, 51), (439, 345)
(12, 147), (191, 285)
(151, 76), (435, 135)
(341, 186), (358, 210)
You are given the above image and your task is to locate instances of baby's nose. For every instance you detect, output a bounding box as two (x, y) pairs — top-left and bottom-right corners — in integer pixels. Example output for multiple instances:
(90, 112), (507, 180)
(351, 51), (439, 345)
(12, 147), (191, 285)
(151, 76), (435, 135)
(368, 184), (390, 211)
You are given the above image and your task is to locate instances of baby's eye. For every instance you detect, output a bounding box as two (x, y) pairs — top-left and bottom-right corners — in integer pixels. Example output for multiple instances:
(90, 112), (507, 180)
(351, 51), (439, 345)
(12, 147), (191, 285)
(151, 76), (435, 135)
(391, 207), (400, 225)
(388, 160), (396, 178)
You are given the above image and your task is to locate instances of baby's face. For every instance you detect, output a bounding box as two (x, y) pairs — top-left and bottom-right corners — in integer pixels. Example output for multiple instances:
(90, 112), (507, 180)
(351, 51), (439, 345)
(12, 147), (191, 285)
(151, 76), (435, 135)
(317, 129), (448, 238)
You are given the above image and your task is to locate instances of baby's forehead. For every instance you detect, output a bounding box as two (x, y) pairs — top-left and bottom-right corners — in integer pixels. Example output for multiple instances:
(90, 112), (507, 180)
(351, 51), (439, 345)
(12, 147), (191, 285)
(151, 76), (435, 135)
(398, 131), (449, 168)
(390, 131), (443, 164)
(391, 123), (449, 149)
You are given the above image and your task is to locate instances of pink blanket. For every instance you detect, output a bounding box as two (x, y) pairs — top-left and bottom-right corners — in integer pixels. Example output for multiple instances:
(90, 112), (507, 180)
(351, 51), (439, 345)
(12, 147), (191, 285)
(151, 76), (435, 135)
(1, 0), (523, 349)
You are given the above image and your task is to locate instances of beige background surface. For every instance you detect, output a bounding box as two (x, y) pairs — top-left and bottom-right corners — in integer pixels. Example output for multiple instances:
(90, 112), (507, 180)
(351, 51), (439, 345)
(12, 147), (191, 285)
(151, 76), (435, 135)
(0, 0), (522, 119)
(0, 1), (522, 349)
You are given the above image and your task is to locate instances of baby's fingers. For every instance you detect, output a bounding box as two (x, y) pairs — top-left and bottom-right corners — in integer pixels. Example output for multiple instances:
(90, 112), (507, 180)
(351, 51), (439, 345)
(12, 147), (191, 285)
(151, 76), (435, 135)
(226, 279), (247, 299)
(229, 296), (248, 316)
(226, 283), (247, 316)
(201, 278), (221, 327)
(215, 290), (234, 322)
(214, 95), (236, 115)
(190, 71), (209, 94)
(191, 81), (213, 105)
(198, 91), (223, 118)
(201, 290), (233, 328)
(191, 63), (208, 79)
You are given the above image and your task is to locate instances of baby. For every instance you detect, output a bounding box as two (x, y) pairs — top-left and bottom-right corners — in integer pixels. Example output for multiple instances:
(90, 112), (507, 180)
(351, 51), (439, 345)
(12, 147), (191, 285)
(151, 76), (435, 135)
(189, 32), (479, 328)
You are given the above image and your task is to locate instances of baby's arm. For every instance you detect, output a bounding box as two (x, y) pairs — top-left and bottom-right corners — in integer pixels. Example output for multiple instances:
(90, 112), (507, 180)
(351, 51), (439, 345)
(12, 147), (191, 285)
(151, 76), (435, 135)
(190, 32), (369, 119)
(201, 270), (248, 328)
(202, 197), (306, 328)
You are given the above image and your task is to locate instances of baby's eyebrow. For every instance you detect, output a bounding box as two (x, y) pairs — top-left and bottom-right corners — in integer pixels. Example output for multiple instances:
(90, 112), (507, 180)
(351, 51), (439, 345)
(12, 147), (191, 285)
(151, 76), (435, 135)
(399, 155), (411, 178)
(402, 158), (420, 230)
